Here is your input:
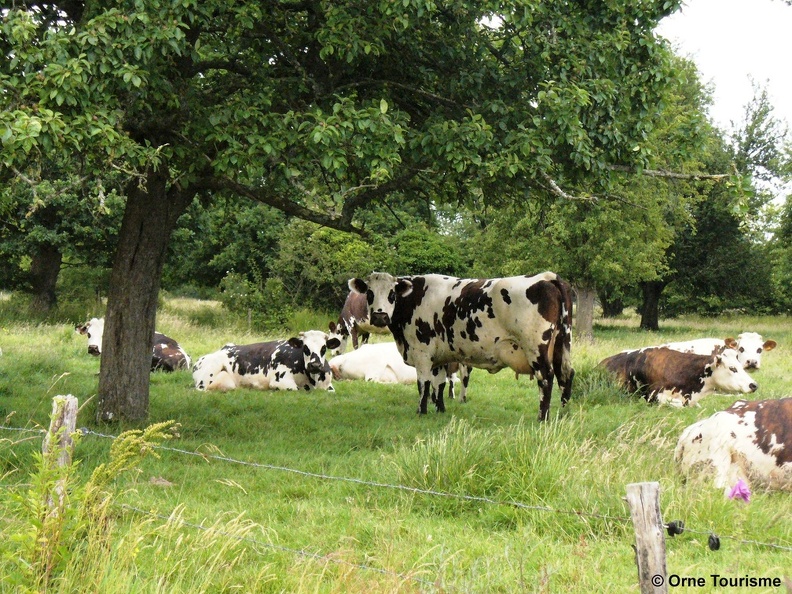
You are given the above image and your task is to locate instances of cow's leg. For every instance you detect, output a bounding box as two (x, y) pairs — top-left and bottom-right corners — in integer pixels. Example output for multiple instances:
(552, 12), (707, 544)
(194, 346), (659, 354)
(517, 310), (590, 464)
(535, 364), (555, 422)
(361, 331), (370, 346)
(351, 326), (360, 350)
(417, 378), (432, 414)
(429, 367), (448, 412)
(553, 341), (575, 407)
(458, 365), (470, 403)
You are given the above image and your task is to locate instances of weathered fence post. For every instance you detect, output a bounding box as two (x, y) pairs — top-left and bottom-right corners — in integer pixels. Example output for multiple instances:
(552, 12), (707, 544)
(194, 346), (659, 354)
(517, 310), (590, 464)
(626, 482), (667, 594)
(43, 394), (79, 509)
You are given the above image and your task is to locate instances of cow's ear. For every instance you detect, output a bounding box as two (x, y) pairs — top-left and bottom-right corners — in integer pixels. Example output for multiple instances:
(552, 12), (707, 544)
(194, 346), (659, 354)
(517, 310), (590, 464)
(329, 321), (337, 333)
(76, 324), (87, 335)
(288, 337), (304, 349)
(395, 278), (413, 297)
(724, 337), (738, 349)
(349, 278), (367, 294)
(326, 337), (341, 350)
(763, 340), (777, 351)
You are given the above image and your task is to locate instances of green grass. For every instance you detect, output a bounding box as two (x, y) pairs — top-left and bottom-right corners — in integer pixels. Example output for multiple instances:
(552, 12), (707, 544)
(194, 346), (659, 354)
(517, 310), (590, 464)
(1, 301), (791, 592)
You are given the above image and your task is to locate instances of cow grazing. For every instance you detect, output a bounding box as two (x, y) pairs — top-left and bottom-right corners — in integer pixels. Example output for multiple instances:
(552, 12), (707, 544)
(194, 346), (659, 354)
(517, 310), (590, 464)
(336, 290), (390, 351)
(76, 317), (191, 372)
(192, 330), (340, 392)
(348, 271), (574, 420)
(675, 398), (792, 492)
(662, 332), (776, 370)
(599, 347), (757, 407)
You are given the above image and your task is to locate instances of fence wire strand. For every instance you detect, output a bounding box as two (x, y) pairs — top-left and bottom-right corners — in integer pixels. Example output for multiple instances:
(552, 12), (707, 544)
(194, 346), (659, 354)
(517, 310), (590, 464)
(2, 423), (791, 553)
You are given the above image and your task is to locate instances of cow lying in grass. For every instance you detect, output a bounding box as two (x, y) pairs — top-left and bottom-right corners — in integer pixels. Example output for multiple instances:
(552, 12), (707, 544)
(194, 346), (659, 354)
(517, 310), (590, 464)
(661, 332), (776, 370)
(599, 346), (757, 407)
(192, 330), (340, 392)
(675, 398), (792, 492)
(76, 317), (191, 372)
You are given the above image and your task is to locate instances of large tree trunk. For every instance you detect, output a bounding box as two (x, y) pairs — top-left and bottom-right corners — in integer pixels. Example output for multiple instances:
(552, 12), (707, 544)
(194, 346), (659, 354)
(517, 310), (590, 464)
(575, 284), (595, 342)
(639, 281), (665, 331)
(29, 243), (62, 313)
(96, 169), (192, 422)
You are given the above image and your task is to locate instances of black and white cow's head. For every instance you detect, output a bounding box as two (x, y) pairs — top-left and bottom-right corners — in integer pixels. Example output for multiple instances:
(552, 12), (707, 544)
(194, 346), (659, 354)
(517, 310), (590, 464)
(289, 330), (342, 376)
(76, 317), (105, 356)
(349, 273), (413, 329)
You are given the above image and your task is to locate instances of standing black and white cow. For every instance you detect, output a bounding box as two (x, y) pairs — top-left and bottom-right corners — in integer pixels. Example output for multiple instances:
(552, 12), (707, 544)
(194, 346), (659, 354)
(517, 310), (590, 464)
(348, 271), (574, 420)
(599, 346), (757, 407)
(335, 290), (390, 351)
(76, 317), (191, 372)
(192, 330), (340, 392)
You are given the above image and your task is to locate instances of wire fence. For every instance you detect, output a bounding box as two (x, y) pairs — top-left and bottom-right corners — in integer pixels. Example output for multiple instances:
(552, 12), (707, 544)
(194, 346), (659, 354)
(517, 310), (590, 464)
(3, 422), (792, 560)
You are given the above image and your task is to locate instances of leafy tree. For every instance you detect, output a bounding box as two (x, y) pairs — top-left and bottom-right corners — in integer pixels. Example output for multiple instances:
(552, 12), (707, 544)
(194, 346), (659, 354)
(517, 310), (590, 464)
(470, 54), (712, 338)
(658, 84), (787, 320)
(162, 197), (288, 293)
(2, 0), (683, 420)
(0, 164), (124, 313)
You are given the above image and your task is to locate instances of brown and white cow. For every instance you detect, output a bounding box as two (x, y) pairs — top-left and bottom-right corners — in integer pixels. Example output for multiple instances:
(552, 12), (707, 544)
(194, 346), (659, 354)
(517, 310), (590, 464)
(335, 290), (390, 351)
(662, 332), (776, 370)
(348, 271), (574, 420)
(192, 330), (340, 392)
(675, 398), (792, 492)
(599, 347), (757, 407)
(76, 317), (191, 372)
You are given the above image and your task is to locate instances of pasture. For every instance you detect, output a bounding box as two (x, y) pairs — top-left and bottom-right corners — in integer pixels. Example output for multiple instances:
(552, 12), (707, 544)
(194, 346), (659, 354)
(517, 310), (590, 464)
(1, 297), (791, 593)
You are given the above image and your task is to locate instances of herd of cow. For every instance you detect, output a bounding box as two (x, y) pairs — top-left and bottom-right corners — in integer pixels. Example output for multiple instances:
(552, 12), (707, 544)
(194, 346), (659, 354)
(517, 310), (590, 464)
(76, 271), (792, 494)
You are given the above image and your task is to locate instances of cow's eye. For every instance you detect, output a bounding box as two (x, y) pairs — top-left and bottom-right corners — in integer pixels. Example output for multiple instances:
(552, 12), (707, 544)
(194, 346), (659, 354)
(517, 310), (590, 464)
(320, 346), (326, 355)
(729, 366), (738, 372)
(87, 333), (92, 339)
(757, 348), (762, 354)
(739, 347), (745, 352)
(303, 346), (310, 356)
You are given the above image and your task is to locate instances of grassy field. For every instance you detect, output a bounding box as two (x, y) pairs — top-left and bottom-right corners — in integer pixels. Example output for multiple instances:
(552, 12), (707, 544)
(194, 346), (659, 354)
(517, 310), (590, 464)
(1, 298), (791, 593)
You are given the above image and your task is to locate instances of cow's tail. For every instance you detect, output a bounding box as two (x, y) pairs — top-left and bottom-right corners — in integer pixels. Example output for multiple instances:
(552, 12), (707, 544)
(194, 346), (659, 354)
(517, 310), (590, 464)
(551, 276), (575, 406)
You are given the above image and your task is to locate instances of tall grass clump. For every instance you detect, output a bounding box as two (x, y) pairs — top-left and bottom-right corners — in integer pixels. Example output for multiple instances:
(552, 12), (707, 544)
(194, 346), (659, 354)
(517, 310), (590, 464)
(0, 414), (275, 593)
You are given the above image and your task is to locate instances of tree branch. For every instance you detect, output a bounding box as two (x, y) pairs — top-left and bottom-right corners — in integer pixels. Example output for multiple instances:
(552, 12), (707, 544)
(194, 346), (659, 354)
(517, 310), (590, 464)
(609, 164), (731, 181)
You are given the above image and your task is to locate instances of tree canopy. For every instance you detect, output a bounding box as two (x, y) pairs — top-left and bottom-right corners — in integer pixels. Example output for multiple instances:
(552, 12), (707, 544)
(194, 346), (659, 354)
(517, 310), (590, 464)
(2, 0), (686, 420)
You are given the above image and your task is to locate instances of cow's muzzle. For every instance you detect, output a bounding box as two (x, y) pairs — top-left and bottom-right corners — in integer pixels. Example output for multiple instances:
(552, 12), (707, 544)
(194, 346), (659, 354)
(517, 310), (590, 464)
(748, 382), (758, 392)
(305, 359), (323, 374)
(88, 345), (101, 356)
(370, 312), (390, 328)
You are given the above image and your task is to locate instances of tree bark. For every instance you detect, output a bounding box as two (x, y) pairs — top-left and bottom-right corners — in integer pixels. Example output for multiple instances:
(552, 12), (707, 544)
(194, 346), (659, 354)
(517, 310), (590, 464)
(96, 168), (192, 422)
(575, 285), (595, 342)
(599, 289), (624, 318)
(29, 243), (62, 313)
(639, 281), (664, 331)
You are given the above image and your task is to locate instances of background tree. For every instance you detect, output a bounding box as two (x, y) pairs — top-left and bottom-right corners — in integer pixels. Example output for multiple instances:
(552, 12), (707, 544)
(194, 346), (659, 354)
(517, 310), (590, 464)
(0, 165), (124, 313)
(2, 0), (683, 421)
(655, 84), (787, 321)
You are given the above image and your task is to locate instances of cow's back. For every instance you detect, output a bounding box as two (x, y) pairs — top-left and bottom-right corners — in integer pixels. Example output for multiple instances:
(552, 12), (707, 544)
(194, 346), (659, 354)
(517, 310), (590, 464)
(601, 347), (712, 397)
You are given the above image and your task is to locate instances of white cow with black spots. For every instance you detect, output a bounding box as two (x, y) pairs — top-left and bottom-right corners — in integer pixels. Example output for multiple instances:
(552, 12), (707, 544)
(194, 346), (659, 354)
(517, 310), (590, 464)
(192, 330), (340, 392)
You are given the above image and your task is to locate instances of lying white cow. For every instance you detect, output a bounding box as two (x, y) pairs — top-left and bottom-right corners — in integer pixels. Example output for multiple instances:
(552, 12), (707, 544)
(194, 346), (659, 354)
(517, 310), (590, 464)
(675, 398), (792, 493)
(662, 332), (776, 370)
(329, 342), (417, 384)
(328, 342), (471, 402)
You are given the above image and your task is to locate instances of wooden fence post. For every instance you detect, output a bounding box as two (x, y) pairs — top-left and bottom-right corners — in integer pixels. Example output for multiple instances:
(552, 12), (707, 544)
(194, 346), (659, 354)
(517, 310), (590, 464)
(43, 395), (79, 509)
(626, 482), (667, 594)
